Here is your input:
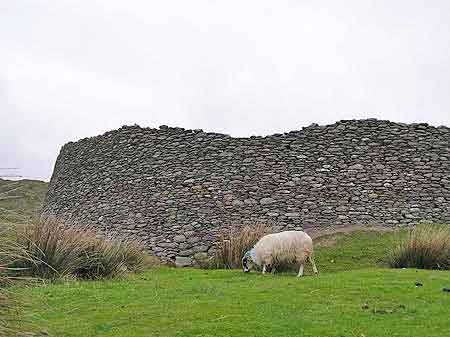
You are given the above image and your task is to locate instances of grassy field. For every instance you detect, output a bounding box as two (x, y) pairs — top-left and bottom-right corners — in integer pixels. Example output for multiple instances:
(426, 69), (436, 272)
(16, 230), (450, 337)
(0, 179), (48, 224)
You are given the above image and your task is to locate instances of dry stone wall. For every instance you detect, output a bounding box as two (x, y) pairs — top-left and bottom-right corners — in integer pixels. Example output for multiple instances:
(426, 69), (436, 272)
(43, 119), (450, 264)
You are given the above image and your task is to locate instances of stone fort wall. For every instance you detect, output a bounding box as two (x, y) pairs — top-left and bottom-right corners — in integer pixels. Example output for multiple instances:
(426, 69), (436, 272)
(43, 119), (450, 263)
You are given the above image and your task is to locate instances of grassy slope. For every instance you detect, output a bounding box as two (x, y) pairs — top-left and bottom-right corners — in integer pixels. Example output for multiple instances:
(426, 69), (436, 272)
(17, 231), (450, 337)
(0, 179), (48, 224)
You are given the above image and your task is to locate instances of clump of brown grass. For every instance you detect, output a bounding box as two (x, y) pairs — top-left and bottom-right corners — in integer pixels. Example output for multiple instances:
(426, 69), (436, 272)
(0, 287), (18, 337)
(76, 237), (146, 280)
(0, 227), (35, 337)
(387, 224), (450, 270)
(0, 218), (150, 336)
(10, 219), (147, 280)
(215, 223), (270, 269)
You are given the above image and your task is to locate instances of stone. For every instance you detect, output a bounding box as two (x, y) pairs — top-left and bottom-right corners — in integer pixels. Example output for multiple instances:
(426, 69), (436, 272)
(173, 235), (186, 243)
(175, 256), (192, 267)
(193, 245), (209, 252)
(179, 249), (193, 256)
(187, 236), (200, 244)
(158, 242), (177, 248)
(232, 200), (244, 207)
(193, 252), (208, 261)
(183, 224), (194, 231)
(244, 198), (258, 205)
(178, 243), (191, 249)
(348, 164), (364, 170)
(193, 253), (210, 268)
(260, 197), (275, 205)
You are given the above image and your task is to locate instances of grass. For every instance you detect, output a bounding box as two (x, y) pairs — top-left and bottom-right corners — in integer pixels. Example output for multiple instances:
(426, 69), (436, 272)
(8, 220), (147, 280)
(14, 230), (450, 337)
(0, 179), (48, 224)
(313, 230), (397, 273)
(387, 224), (450, 270)
(0, 218), (151, 336)
(0, 228), (35, 337)
(215, 223), (269, 269)
(17, 268), (450, 337)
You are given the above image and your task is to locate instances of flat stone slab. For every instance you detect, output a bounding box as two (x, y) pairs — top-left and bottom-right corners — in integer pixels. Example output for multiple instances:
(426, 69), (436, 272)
(175, 256), (192, 268)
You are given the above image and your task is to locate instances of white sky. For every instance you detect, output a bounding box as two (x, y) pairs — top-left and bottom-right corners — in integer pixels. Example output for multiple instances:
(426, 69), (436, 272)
(1, 0), (450, 181)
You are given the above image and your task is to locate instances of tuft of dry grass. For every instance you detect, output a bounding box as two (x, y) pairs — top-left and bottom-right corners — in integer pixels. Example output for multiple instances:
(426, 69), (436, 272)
(76, 237), (146, 280)
(387, 224), (450, 270)
(215, 223), (270, 269)
(0, 219), (150, 336)
(16, 219), (92, 280)
(9, 219), (147, 280)
(0, 227), (35, 337)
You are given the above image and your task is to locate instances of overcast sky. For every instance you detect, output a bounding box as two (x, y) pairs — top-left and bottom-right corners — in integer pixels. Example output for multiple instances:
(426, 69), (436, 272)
(1, 0), (450, 181)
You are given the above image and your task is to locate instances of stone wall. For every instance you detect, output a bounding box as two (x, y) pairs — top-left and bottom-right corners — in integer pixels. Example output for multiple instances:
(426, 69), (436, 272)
(43, 119), (450, 263)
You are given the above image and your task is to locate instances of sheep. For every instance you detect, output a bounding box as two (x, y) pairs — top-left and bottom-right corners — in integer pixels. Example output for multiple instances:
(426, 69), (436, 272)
(242, 230), (318, 277)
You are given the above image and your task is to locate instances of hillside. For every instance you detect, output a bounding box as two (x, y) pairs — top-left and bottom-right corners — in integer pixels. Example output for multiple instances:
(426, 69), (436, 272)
(0, 179), (48, 224)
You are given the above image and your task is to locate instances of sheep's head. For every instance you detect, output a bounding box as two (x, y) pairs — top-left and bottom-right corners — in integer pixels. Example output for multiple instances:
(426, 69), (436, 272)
(242, 249), (256, 273)
(242, 256), (251, 273)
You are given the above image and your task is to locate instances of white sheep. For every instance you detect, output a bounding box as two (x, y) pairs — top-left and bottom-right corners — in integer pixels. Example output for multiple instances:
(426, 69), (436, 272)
(242, 230), (318, 277)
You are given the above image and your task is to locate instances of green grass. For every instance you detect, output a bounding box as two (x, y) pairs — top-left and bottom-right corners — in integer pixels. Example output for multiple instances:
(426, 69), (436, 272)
(18, 268), (450, 337)
(313, 230), (397, 273)
(14, 230), (450, 337)
(0, 179), (48, 224)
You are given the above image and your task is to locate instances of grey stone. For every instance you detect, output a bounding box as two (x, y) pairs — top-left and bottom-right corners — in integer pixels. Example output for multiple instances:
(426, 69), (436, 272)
(173, 235), (186, 243)
(232, 200), (244, 207)
(193, 252), (208, 261)
(193, 245), (209, 253)
(175, 256), (192, 267)
(178, 243), (191, 249)
(260, 197), (275, 205)
(179, 249), (193, 256)
(336, 205), (348, 212)
(159, 242), (177, 248)
(348, 164), (364, 170)
(187, 236), (200, 244)
(244, 198), (258, 205)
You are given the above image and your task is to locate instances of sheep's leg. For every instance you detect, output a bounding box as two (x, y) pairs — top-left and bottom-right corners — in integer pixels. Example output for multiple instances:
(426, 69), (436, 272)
(309, 255), (319, 275)
(262, 255), (273, 275)
(297, 264), (304, 277)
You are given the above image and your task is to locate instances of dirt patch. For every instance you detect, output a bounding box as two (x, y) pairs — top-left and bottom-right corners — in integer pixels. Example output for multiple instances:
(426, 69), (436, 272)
(314, 235), (339, 248)
(307, 224), (394, 240)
